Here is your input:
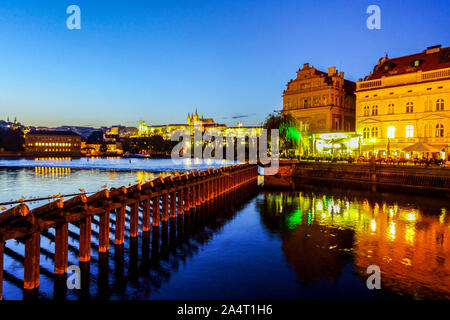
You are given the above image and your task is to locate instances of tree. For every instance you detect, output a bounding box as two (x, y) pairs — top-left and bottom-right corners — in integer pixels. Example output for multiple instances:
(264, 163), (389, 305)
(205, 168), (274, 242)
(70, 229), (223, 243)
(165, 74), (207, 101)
(0, 128), (25, 152)
(262, 111), (301, 157)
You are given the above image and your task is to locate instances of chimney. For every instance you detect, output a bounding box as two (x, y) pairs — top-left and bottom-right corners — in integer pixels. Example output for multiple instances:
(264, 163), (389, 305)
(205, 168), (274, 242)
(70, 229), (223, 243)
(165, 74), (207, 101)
(426, 44), (441, 54)
(303, 63), (310, 69)
(328, 67), (336, 76)
(339, 71), (345, 78)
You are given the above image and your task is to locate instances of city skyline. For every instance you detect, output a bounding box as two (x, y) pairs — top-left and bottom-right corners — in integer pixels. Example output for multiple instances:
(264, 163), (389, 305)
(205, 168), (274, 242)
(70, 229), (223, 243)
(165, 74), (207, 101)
(1, 0), (449, 127)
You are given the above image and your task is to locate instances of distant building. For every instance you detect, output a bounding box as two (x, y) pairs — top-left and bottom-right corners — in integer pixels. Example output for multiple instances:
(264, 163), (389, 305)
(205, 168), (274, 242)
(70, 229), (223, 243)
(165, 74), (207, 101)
(25, 130), (82, 156)
(282, 63), (356, 133)
(356, 45), (450, 160)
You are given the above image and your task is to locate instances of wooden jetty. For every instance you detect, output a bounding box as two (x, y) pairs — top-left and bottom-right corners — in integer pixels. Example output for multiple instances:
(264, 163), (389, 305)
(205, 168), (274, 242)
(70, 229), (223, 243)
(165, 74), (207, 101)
(0, 164), (258, 299)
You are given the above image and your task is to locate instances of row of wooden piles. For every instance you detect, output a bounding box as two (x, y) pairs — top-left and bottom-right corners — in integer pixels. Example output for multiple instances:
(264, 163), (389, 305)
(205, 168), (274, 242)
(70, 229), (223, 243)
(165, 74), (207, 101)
(0, 164), (258, 299)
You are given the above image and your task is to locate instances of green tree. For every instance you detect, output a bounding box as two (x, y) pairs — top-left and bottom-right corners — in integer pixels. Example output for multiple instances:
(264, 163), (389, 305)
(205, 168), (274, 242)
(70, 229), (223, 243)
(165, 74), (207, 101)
(262, 111), (300, 157)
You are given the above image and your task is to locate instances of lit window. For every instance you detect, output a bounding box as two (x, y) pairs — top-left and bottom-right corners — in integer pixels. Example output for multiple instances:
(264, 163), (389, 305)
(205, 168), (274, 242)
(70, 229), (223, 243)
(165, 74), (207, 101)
(363, 127), (370, 139)
(387, 126), (396, 139)
(406, 125), (414, 138)
(435, 124), (444, 137)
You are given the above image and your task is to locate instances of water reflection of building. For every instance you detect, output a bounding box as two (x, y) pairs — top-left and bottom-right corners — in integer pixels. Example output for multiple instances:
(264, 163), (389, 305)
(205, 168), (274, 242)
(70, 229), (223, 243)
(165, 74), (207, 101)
(34, 166), (71, 178)
(259, 191), (450, 299)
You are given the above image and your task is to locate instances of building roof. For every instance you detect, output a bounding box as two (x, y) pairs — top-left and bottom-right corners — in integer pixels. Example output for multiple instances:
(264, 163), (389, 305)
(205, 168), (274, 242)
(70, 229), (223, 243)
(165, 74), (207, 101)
(28, 130), (80, 136)
(366, 45), (450, 80)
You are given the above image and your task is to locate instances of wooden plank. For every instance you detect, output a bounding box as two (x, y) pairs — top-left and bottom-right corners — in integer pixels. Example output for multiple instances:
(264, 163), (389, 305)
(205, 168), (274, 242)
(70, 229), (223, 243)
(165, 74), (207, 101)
(79, 216), (92, 262)
(98, 211), (110, 253)
(152, 196), (160, 226)
(0, 204), (30, 225)
(129, 202), (139, 238)
(115, 206), (125, 245)
(177, 189), (184, 215)
(142, 199), (150, 232)
(161, 193), (169, 222)
(169, 191), (176, 219)
(24, 233), (40, 290)
(54, 223), (68, 274)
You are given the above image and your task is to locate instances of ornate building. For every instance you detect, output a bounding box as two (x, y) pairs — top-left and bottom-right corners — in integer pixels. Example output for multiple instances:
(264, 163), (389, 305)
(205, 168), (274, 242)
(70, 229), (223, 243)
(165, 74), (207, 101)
(356, 45), (450, 160)
(282, 63), (356, 133)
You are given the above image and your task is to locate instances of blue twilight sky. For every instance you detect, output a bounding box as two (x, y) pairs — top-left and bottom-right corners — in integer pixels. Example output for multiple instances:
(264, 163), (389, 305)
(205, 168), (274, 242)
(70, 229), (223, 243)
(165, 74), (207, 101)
(0, 0), (449, 128)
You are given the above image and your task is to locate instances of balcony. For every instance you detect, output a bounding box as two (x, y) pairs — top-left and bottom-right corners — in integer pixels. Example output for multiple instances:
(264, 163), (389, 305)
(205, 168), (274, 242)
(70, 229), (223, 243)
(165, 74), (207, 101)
(356, 67), (450, 91)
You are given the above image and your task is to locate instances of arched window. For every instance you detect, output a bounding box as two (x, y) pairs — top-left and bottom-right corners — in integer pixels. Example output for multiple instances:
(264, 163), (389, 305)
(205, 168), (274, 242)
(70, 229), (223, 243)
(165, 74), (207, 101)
(387, 126), (396, 139)
(388, 103), (395, 114)
(372, 105), (378, 116)
(406, 101), (414, 113)
(371, 127), (378, 138)
(406, 125), (414, 138)
(364, 105), (370, 116)
(436, 99), (444, 111)
(435, 124), (444, 137)
(363, 127), (370, 139)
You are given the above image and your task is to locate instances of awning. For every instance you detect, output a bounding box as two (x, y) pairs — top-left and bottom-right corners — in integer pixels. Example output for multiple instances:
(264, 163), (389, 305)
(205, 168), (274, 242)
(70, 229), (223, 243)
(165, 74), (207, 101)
(402, 142), (445, 152)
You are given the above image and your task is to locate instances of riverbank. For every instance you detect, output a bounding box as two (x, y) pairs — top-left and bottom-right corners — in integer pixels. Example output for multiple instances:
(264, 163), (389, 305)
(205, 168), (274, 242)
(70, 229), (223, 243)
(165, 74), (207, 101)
(264, 160), (450, 196)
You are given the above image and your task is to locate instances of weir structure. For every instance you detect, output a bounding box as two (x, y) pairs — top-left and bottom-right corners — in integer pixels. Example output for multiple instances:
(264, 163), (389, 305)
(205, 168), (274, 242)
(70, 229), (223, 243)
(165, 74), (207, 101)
(0, 164), (258, 299)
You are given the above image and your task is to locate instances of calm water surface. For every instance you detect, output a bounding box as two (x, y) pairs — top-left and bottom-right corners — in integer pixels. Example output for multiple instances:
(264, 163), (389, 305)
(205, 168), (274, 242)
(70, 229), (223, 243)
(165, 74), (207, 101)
(0, 159), (449, 300)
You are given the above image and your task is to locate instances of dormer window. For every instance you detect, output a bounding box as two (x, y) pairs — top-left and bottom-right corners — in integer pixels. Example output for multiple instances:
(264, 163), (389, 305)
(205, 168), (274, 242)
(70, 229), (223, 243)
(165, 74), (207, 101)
(412, 59), (423, 67)
(381, 61), (396, 73)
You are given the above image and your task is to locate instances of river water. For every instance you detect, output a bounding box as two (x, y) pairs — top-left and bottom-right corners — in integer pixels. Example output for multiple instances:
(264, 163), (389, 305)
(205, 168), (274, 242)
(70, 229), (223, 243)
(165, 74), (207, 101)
(0, 158), (449, 300)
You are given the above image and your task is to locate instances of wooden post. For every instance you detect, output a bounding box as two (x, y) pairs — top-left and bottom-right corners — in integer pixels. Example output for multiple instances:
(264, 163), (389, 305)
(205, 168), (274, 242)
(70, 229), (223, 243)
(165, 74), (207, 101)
(189, 186), (196, 210)
(184, 187), (190, 212)
(129, 202), (139, 238)
(142, 199), (151, 232)
(0, 241), (3, 300)
(195, 183), (201, 206)
(99, 211), (110, 253)
(79, 216), (92, 262)
(161, 193), (169, 222)
(152, 196), (160, 226)
(54, 223), (69, 274)
(24, 233), (40, 290)
(115, 207), (125, 245)
(177, 189), (184, 215)
(169, 191), (177, 218)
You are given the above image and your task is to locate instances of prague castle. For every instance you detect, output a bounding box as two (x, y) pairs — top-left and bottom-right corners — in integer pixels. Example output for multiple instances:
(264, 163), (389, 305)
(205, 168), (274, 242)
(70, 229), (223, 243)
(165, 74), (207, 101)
(356, 45), (450, 160)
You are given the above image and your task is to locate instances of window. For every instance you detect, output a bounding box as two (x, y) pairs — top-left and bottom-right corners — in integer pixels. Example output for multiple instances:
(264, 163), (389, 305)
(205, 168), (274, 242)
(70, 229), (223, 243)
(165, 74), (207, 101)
(436, 98), (444, 111)
(363, 127), (370, 139)
(406, 102), (414, 113)
(406, 125), (414, 138)
(304, 98), (310, 108)
(371, 127), (378, 138)
(424, 123), (432, 137)
(372, 105), (378, 116)
(364, 105), (370, 116)
(388, 103), (394, 114)
(436, 124), (444, 137)
(387, 126), (396, 139)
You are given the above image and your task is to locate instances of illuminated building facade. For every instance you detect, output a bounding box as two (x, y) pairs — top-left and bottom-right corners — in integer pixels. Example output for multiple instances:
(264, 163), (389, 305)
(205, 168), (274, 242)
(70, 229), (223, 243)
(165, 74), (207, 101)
(136, 111), (261, 140)
(282, 63), (356, 134)
(25, 130), (81, 156)
(356, 45), (450, 160)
